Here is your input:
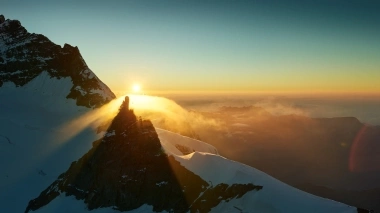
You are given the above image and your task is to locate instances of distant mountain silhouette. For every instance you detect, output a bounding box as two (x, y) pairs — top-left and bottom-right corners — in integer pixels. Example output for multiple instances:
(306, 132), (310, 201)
(185, 106), (380, 212)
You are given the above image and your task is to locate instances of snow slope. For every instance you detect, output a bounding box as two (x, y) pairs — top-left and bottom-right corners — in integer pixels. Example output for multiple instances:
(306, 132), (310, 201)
(0, 74), (106, 213)
(31, 196), (159, 213)
(156, 131), (358, 213)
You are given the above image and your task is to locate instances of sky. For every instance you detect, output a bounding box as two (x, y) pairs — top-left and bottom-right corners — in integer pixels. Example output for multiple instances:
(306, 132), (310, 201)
(2, 0), (380, 95)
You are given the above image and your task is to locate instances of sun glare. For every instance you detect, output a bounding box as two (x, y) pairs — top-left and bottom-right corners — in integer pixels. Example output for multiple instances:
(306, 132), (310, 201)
(132, 84), (141, 93)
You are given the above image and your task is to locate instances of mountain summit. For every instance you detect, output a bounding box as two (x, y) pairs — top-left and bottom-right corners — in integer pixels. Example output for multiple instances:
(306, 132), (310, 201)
(0, 15), (115, 108)
(26, 97), (260, 213)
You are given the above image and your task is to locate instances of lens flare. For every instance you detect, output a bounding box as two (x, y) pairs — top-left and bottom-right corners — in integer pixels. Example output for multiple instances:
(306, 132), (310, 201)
(349, 125), (380, 172)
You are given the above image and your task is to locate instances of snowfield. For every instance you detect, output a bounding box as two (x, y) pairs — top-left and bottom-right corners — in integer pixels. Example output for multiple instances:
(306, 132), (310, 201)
(0, 73), (99, 213)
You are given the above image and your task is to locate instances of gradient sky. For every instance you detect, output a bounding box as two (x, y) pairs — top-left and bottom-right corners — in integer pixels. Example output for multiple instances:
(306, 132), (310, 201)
(2, 0), (380, 95)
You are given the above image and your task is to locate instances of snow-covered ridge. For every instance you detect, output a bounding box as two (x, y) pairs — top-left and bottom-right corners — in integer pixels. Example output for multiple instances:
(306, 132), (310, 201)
(0, 74), (102, 213)
(156, 129), (361, 213)
(0, 14), (116, 108)
(156, 127), (218, 155)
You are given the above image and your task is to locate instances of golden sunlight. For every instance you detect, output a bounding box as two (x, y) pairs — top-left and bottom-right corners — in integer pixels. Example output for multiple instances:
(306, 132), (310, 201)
(132, 84), (141, 93)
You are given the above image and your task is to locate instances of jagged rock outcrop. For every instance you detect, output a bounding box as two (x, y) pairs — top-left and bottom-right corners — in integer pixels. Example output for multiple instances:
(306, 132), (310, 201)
(25, 97), (262, 213)
(0, 15), (115, 108)
(0, 15), (5, 24)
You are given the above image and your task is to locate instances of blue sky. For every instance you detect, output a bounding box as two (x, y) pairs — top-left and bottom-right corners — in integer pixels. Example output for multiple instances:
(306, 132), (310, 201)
(2, 0), (380, 95)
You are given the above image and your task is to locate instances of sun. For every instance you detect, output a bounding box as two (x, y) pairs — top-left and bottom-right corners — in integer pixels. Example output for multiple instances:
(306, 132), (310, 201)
(132, 84), (141, 93)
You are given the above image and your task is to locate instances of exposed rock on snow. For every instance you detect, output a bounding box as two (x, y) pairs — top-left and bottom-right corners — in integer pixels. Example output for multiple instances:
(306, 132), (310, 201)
(0, 15), (115, 108)
(0, 15), (5, 24)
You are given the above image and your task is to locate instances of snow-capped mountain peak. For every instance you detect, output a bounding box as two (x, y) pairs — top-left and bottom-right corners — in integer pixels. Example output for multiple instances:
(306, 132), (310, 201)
(0, 15), (115, 108)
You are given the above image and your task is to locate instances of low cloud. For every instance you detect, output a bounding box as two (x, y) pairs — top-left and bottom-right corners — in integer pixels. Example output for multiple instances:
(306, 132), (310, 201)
(252, 98), (308, 116)
(129, 95), (224, 137)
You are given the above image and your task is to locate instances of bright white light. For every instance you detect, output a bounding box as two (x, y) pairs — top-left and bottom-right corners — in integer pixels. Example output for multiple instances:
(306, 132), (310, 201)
(132, 84), (141, 93)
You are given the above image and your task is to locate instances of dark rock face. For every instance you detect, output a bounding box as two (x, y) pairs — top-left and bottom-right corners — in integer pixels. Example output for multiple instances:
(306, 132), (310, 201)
(357, 208), (374, 213)
(26, 97), (262, 212)
(0, 15), (115, 108)
(0, 15), (4, 24)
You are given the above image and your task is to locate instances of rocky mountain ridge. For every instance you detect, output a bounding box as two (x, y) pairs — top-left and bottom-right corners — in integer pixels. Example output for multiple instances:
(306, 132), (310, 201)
(26, 97), (261, 213)
(0, 15), (115, 108)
